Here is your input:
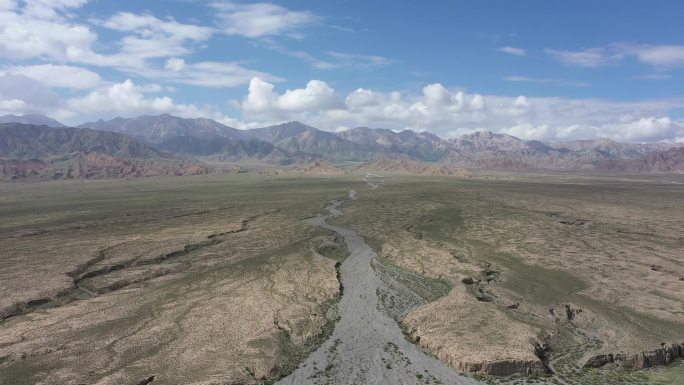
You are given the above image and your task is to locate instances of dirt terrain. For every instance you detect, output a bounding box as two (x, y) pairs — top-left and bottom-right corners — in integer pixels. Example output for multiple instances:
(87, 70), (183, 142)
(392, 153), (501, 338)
(331, 172), (684, 384)
(0, 175), (352, 385)
(0, 172), (683, 385)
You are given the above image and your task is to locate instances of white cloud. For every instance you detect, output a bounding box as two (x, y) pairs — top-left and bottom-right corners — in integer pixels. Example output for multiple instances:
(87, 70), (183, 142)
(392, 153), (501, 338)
(498, 46), (526, 56)
(0, 98), (28, 111)
(600, 116), (677, 142)
(138, 60), (282, 88)
(165, 58), (186, 72)
(503, 75), (590, 87)
(21, 0), (88, 20)
(547, 43), (684, 69)
(211, 1), (317, 38)
(0, 0), (17, 11)
(0, 7), (97, 61)
(325, 51), (391, 69)
(469, 94), (485, 110)
(102, 12), (213, 41)
(93, 12), (215, 65)
(278, 80), (338, 111)
(2, 64), (101, 89)
(65, 79), (242, 125)
(345, 88), (386, 108)
(514, 96), (529, 108)
(0, 73), (60, 107)
(260, 40), (391, 70)
(0, 4), (274, 89)
(616, 43), (684, 68)
(235, 78), (684, 143)
(243, 77), (339, 117)
(68, 79), (184, 115)
(545, 47), (619, 67)
(0, 73), (76, 119)
(629, 73), (673, 81)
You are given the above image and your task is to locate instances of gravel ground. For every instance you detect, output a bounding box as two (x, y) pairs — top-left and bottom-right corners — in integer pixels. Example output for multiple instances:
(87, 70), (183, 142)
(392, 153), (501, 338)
(276, 190), (486, 385)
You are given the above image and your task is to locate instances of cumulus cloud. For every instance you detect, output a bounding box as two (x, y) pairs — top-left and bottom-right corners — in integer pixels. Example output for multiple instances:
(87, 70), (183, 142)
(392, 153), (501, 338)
(243, 77), (340, 118)
(601, 116), (677, 142)
(68, 79), (199, 117)
(235, 77), (684, 143)
(61, 78), (246, 127)
(211, 1), (317, 38)
(0, 98), (28, 113)
(0, 6), (97, 61)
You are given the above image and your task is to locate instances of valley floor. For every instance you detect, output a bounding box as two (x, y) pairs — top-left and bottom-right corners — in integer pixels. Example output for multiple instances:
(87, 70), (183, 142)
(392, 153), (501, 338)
(0, 172), (683, 385)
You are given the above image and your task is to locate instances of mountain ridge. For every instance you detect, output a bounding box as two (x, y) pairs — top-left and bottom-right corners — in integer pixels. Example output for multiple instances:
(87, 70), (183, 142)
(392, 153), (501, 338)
(0, 123), (211, 180)
(3, 114), (683, 174)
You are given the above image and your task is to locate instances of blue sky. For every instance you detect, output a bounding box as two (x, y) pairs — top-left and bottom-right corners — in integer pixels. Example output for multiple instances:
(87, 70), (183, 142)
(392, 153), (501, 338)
(1, 0), (684, 142)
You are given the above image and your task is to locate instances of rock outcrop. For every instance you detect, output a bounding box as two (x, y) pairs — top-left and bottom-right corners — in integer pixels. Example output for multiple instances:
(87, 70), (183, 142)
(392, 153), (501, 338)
(583, 342), (684, 369)
(450, 359), (547, 376)
(357, 157), (471, 176)
(0, 158), (46, 179)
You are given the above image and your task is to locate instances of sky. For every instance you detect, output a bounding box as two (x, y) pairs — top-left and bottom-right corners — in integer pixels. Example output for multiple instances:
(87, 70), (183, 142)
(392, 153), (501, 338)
(1, 0), (684, 142)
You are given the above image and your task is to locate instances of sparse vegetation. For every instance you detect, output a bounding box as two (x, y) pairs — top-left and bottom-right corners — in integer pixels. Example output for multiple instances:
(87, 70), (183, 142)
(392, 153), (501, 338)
(1, 171), (683, 384)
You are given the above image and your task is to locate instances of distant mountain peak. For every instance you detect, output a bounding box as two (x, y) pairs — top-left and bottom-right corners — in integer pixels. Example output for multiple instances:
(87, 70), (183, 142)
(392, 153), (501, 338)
(78, 114), (243, 144)
(0, 114), (65, 128)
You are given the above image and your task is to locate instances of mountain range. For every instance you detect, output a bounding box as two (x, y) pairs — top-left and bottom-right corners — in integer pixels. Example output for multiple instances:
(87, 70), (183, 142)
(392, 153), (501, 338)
(0, 123), (211, 180)
(0, 113), (682, 180)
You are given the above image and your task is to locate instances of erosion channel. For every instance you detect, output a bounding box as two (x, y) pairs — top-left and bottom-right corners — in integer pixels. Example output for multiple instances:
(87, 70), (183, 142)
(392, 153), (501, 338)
(276, 184), (484, 385)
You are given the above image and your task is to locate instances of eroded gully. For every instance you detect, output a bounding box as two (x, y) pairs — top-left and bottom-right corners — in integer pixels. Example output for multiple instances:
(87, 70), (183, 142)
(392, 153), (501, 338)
(276, 183), (483, 385)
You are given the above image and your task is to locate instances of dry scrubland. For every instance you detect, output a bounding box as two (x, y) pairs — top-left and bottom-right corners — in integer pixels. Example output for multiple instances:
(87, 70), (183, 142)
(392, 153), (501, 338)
(332, 173), (684, 384)
(0, 175), (355, 385)
(0, 172), (683, 385)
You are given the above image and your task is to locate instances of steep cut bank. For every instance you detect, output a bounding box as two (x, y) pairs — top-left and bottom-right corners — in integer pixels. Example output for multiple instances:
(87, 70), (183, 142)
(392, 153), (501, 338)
(584, 342), (684, 369)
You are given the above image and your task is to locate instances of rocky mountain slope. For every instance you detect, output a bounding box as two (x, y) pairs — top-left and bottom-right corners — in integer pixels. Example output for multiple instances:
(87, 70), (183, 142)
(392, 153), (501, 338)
(79, 114), (244, 143)
(79, 115), (303, 163)
(337, 126), (449, 161)
(0, 123), (211, 180)
(245, 121), (378, 161)
(595, 146), (684, 173)
(4, 114), (683, 173)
